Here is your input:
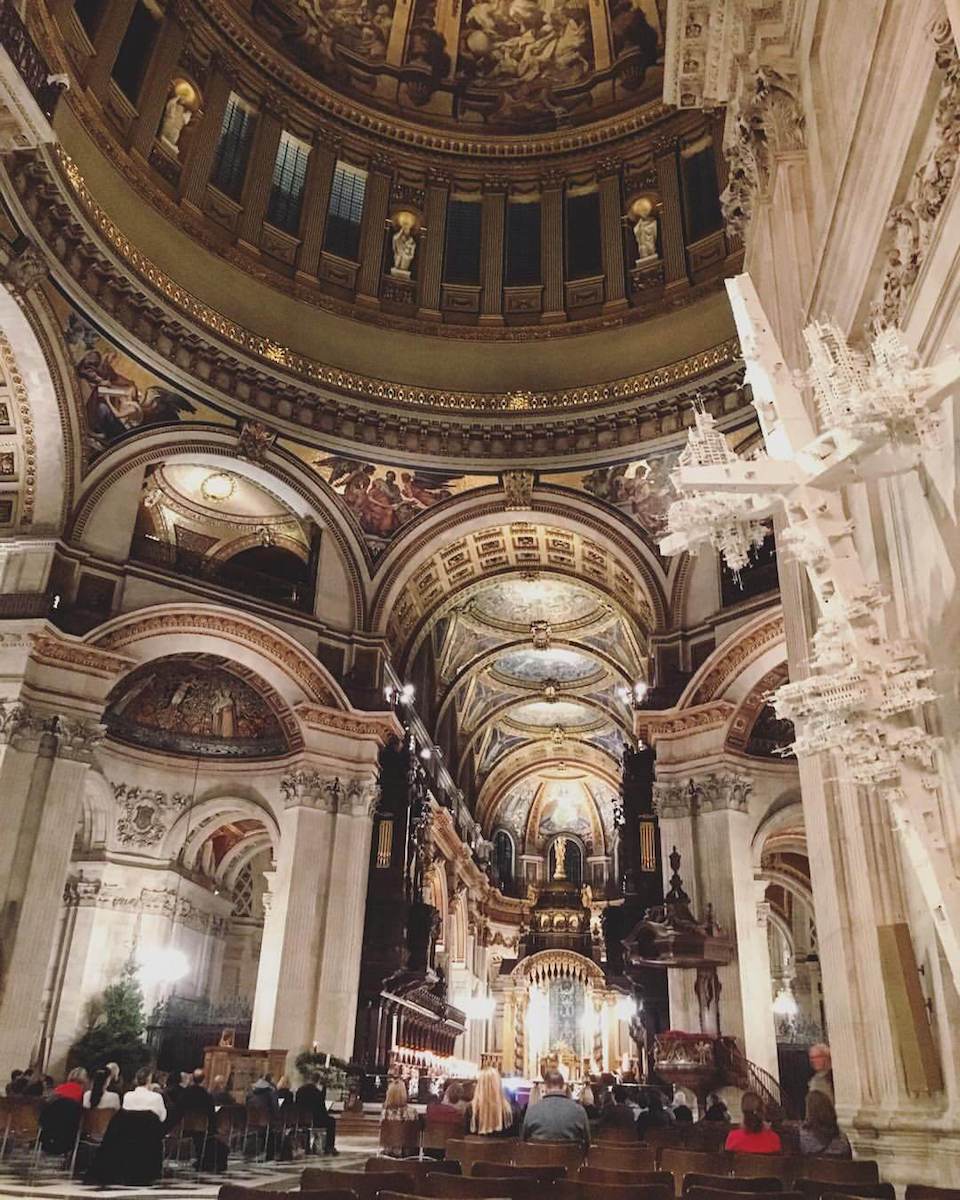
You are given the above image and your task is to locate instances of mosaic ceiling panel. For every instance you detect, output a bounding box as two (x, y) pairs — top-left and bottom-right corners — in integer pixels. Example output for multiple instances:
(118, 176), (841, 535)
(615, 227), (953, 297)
(104, 654), (291, 758)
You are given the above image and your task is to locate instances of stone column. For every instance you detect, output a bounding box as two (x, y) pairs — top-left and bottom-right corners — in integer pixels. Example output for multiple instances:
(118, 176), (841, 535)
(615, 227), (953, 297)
(355, 162), (392, 307)
(238, 104), (284, 249)
(296, 134), (338, 278)
(653, 135), (687, 291)
(128, 10), (187, 159)
(311, 779), (377, 1055)
(251, 769), (377, 1062)
(598, 159), (628, 312)
(179, 65), (232, 208)
(480, 180), (507, 325)
(83, 0), (137, 97)
(0, 708), (102, 1078)
(418, 173), (449, 321)
(540, 172), (565, 323)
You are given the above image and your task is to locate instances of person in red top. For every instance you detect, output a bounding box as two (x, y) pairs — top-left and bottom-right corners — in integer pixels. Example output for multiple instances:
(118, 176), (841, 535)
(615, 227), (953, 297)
(53, 1067), (89, 1104)
(724, 1091), (782, 1155)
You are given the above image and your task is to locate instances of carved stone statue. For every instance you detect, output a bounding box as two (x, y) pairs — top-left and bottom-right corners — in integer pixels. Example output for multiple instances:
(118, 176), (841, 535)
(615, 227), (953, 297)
(390, 211), (418, 278)
(160, 80), (197, 155)
(631, 197), (659, 263)
(553, 835), (567, 880)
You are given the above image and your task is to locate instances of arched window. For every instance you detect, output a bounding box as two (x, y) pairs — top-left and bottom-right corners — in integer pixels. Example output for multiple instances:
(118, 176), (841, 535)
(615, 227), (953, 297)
(494, 829), (514, 889)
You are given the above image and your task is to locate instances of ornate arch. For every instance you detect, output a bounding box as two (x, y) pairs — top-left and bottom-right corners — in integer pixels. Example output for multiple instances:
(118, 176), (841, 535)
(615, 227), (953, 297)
(87, 602), (341, 702)
(0, 280), (74, 531)
(67, 427), (368, 629)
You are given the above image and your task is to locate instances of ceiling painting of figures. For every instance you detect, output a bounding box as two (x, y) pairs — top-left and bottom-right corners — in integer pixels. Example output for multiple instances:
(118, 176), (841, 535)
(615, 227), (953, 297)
(105, 654), (291, 758)
(50, 294), (228, 461)
(247, 0), (665, 129)
(468, 577), (605, 629)
(492, 646), (601, 686)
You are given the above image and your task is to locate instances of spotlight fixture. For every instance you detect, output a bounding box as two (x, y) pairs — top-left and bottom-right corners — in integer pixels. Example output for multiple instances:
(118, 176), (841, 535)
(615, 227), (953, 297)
(400, 683), (415, 703)
(419, 746), (432, 760)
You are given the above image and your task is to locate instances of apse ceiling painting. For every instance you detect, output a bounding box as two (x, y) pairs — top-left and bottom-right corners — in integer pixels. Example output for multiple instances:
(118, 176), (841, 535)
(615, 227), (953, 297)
(492, 770), (617, 854)
(251, 0), (665, 129)
(492, 646), (602, 686)
(467, 576), (605, 629)
(104, 654), (291, 758)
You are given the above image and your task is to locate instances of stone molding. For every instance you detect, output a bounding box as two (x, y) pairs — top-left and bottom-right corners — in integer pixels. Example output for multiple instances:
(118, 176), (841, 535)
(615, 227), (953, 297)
(111, 781), (190, 847)
(637, 699), (735, 745)
(689, 610), (784, 705)
(722, 64), (806, 237)
(295, 703), (402, 746)
(653, 769), (753, 818)
(62, 874), (230, 933)
(279, 768), (379, 816)
(29, 632), (134, 678)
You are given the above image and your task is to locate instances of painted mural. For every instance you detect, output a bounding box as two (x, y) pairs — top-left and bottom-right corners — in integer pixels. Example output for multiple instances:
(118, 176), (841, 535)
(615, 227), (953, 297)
(494, 646), (599, 684)
(49, 294), (222, 460)
(301, 452), (484, 550)
(250, 0), (664, 128)
(508, 699), (598, 727)
(470, 577), (602, 628)
(105, 657), (288, 758)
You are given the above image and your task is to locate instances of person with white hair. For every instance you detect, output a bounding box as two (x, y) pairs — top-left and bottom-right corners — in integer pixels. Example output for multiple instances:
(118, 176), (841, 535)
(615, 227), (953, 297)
(807, 1043), (834, 1102)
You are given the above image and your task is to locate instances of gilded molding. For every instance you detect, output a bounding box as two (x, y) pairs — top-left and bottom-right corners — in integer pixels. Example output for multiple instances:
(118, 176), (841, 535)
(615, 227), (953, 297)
(295, 702), (402, 745)
(689, 612), (784, 705)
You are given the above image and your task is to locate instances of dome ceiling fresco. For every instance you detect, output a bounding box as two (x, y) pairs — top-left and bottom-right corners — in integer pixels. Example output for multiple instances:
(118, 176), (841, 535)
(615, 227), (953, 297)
(505, 699), (601, 728)
(492, 646), (601, 686)
(492, 770), (618, 854)
(243, 0), (666, 131)
(467, 577), (605, 629)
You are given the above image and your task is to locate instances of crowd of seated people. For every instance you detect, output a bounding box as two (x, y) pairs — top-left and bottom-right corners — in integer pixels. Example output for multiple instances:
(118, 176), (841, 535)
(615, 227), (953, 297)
(2, 1058), (343, 1185)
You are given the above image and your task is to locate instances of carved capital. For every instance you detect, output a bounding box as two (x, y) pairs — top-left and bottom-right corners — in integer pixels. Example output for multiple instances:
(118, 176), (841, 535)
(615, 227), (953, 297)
(280, 768), (378, 815)
(53, 716), (106, 762)
(0, 241), (49, 295)
(654, 771), (753, 817)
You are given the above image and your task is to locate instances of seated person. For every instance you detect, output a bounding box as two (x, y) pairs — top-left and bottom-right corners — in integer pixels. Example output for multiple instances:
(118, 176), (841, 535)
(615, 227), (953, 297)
(295, 1073), (338, 1154)
(635, 1089), (673, 1139)
(53, 1067), (88, 1104)
(382, 1077), (417, 1121)
(123, 1069), (167, 1122)
(702, 1092), (730, 1122)
(465, 1067), (516, 1137)
(724, 1091), (781, 1155)
(426, 1082), (466, 1125)
(521, 1069), (590, 1148)
(210, 1075), (234, 1106)
(599, 1084), (638, 1137)
(83, 1068), (120, 1110)
(799, 1091), (851, 1159)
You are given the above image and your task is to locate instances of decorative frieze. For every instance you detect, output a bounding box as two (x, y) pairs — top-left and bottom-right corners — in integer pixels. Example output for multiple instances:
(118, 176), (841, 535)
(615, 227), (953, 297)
(62, 874), (230, 933)
(279, 768), (378, 815)
(112, 782), (190, 847)
(0, 698), (103, 757)
(653, 770), (753, 818)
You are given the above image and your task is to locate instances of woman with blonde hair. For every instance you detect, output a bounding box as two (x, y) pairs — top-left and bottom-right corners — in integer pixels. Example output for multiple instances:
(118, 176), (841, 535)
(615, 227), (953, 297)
(465, 1067), (516, 1136)
(382, 1077), (416, 1121)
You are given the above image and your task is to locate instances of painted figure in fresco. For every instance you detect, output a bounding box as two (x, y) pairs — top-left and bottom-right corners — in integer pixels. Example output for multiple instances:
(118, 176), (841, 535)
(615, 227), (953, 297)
(581, 454), (675, 538)
(314, 455), (462, 540)
(458, 0), (592, 92)
(67, 316), (196, 452)
(608, 0), (658, 60)
(292, 0), (395, 64)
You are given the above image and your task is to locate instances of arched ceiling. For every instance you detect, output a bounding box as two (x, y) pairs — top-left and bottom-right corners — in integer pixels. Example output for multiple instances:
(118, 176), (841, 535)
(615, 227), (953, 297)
(489, 764), (619, 857)
(413, 560), (642, 812)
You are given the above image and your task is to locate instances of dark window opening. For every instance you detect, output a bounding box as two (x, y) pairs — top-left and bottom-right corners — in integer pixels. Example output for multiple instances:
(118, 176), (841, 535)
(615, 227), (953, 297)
(323, 161), (367, 261)
(493, 830), (514, 890)
(211, 94), (256, 201)
(443, 199), (482, 286)
(267, 132), (310, 235)
(681, 143), (724, 242)
(505, 202), (542, 287)
(565, 191), (602, 280)
(720, 526), (779, 606)
(74, 0), (107, 39)
(111, 2), (160, 104)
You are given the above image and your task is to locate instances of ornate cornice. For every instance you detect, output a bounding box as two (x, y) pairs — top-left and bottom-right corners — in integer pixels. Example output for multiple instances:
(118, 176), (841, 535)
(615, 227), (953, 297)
(637, 700), (735, 745)
(0, 697), (104, 759)
(29, 632), (134, 678)
(296, 703), (402, 746)
(689, 610), (785, 705)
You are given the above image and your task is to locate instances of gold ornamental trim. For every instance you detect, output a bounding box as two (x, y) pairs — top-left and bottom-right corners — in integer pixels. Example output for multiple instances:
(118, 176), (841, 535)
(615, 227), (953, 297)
(55, 148), (741, 413)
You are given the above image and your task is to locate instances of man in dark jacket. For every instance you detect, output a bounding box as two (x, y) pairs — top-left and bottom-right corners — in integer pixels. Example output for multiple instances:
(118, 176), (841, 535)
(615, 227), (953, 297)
(295, 1074), (337, 1154)
(179, 1071), (215, 1167)
(521, 1070), (590, 1149)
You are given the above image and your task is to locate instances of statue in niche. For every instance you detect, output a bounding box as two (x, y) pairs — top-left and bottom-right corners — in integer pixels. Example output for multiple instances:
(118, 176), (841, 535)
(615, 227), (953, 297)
(160, 80), (199, 155)
(630, 196), (659, 264)
(553, 835), (568, 880)
(390, 211), (418, 278)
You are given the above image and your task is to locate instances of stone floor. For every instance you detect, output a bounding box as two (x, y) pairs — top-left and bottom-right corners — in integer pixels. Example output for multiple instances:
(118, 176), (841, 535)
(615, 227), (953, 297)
(0, 1132), (380, 1200)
